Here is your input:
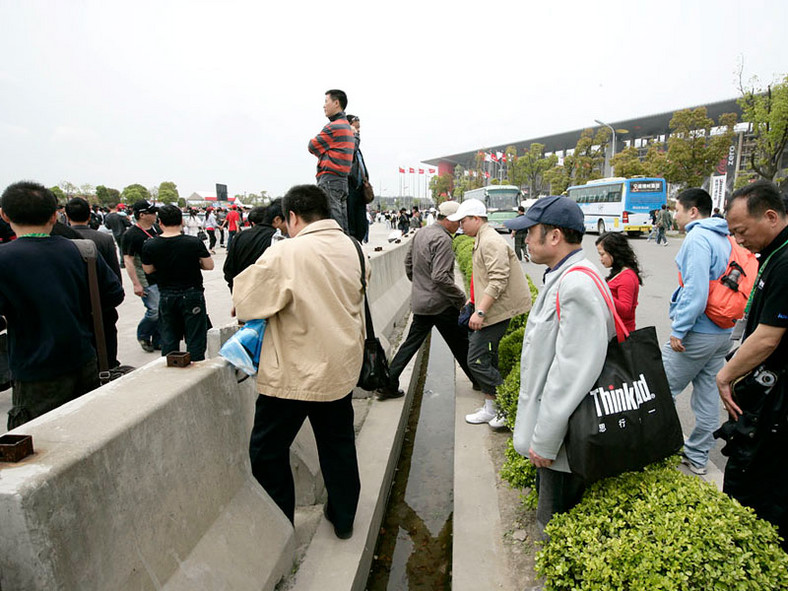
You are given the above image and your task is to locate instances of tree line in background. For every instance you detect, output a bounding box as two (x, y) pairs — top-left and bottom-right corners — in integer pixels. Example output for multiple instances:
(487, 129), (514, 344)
(431, 73), (788, 202)
(50, 181), (182, 207)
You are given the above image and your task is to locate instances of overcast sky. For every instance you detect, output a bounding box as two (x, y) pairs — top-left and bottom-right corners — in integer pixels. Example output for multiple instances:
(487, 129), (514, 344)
(1, 0), (785, 201)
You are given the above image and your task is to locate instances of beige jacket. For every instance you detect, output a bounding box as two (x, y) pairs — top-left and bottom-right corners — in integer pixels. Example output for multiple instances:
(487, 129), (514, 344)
(472, 222), (532, 326)
(232, 219), (367, 401)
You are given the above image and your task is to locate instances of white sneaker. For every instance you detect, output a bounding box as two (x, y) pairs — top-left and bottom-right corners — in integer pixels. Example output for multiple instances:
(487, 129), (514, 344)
(488, 414), (508, 430)
(465, 406), (496, 424)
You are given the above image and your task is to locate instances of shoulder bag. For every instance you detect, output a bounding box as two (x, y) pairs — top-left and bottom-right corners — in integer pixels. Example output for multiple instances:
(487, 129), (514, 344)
(557, 266), (683, 483)
(350, 238), (390, 390)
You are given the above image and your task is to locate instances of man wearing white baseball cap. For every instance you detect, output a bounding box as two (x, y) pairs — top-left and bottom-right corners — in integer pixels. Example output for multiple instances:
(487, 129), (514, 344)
(448, 198), (532, 426)
(377, 200), (479, 399)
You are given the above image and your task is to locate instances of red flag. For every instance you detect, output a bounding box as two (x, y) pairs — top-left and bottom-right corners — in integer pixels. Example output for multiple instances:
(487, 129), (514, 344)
(490, 153), (499, 162)
(418, 169), (424, 174)
(409, 167), (415, 173)
(399, 167), (405, 173)
(429, 168), (436, 174)
(484, 171), (490, 178)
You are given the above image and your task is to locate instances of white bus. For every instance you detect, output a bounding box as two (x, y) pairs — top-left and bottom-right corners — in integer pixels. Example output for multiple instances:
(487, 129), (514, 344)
(461, 185), (522, 211)
(567, 177), (667, 236)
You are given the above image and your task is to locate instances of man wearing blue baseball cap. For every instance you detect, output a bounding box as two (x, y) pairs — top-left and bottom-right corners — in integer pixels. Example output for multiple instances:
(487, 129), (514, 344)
(511, 195), (616, 535)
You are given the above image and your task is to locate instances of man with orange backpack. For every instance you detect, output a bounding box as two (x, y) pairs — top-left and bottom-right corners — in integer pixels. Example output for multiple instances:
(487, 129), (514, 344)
(663, 188), (756, 476)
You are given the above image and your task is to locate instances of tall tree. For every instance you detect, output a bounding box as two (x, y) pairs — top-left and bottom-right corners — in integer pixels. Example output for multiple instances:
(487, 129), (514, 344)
(513, 143), (558, 198)
(158, 181), (179, 204)
(59, 181), (78, 198)
(737, 73), (788, 183)
(121, 183), (151, 205)
(664, 107), (737, 188)
(428, 174), (453, 201)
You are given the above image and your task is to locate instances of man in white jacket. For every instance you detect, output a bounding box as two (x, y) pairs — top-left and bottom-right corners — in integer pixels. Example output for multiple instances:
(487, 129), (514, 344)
(512, 196), (615, 535)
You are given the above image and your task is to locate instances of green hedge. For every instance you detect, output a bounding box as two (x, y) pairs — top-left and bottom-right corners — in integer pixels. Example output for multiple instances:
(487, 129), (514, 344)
(537, 458), (788, 590)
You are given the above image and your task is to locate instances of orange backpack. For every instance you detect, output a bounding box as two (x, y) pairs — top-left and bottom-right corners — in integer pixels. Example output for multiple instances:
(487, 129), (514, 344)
(695, 236), (758, 328)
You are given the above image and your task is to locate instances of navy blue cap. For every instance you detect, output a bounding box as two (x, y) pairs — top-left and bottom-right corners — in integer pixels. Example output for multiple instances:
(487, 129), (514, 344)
(503, 195), (585, 234)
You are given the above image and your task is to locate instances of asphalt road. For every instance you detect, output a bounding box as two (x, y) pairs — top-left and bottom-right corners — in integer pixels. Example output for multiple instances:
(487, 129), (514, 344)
(0, 225), (727, 470)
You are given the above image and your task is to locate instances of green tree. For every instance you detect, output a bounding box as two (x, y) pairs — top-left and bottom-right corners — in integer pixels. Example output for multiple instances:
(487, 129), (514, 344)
(738, 73), (788, 184)
(59, 181), (78, 198)
(50, 186), (66, 202)
(513, 143), (558, 197)
(610, 146), (647, 177)
(543, 165), (571, 195)
(664, 107), (737, 188)
(571, 127), (610, 185)
(79, 184), (95, 201)
(95, 185), (121, 206)
(121, 183), (151, 205)
(429, 174), (453, 202)
(158, 181), (179, 204)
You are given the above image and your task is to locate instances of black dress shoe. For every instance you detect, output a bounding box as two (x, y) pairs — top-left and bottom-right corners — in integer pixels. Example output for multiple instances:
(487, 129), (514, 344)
(375, 385), (405, 400)
(323, 504), (353, 540)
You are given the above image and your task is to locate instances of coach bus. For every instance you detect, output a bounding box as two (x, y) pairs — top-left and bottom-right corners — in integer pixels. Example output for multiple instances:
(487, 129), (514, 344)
(566, 177), (667, 236)
(461, 185), (522, 211)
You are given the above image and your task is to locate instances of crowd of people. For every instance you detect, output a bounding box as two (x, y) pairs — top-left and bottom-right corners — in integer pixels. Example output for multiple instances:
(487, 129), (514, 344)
(0, 87), (785, 554)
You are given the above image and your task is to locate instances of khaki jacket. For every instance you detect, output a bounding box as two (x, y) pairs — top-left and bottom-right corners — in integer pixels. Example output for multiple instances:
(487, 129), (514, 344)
(472, 222), (532, 326)
(232, 219), (366, 401)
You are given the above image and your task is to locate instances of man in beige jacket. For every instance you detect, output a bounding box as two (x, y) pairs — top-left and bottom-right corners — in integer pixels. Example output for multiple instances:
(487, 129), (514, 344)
(448, 198), (532, 427)
(232, 184), (366, 540)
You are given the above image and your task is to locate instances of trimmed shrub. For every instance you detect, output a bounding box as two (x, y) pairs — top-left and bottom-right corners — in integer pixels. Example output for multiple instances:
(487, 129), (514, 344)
(495, 361), (520, 431)
(537, 458), (788, 590)
(498, 327), (525, 379)
(500, 437), (538, 510)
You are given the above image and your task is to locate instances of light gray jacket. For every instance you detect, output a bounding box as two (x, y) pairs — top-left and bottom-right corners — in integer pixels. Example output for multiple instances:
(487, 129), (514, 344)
(513, 251), (615, 473)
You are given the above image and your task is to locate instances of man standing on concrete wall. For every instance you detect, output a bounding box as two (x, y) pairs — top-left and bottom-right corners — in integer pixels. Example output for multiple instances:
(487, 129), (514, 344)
(233, 184), (365, 539)
(447, 199), (531, 427)
(308, 89), (354, 233)
(512, 195), (614, 534)
(377, 200), (478, 400)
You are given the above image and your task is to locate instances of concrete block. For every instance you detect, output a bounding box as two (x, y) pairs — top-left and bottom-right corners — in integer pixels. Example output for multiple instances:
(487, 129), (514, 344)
(206, 322), (240, 359)
(0, 358), (294, 591)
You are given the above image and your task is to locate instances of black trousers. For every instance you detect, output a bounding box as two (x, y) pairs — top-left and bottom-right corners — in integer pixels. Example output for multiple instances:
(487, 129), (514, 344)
(387, 307), (475, 390)
(249, 393), (360, 531)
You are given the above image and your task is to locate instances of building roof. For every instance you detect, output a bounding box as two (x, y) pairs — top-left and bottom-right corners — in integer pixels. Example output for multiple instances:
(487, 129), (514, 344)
(423, 97), (743, 168)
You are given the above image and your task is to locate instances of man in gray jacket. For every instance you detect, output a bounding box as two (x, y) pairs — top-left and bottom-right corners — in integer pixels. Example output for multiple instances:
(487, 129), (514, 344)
(377, 200), (477, 399)
(512, 196), (615, 535)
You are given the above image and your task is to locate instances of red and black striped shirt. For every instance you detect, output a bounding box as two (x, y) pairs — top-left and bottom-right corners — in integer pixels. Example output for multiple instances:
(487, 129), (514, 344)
(308, 112), (355, 179)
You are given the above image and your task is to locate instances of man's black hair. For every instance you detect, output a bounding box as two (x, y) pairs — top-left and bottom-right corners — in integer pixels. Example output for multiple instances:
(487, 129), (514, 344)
(541, 223), (583, 245)
(65, 197), (91, 223)
(346, 114), (358, 124)
(325, 89), (348, 111)
(263, 198), (284, 225)
(0, 181), (58, 225)
(282, 185), (330, 224)
(677, 188), (712, 217)
(728, 179), (786, 218)
(247, 206), (266, 225)
(157, 204), (183, 227)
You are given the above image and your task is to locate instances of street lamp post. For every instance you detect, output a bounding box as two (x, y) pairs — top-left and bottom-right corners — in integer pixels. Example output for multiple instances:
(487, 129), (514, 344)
(595, 119), (616, 177)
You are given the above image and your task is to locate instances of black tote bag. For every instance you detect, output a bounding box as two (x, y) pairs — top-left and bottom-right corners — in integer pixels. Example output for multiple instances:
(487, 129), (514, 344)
(558, 267), (683, 484)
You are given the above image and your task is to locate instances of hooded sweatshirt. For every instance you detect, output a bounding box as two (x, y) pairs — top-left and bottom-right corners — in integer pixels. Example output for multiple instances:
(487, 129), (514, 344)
(669, 217), (733, 339)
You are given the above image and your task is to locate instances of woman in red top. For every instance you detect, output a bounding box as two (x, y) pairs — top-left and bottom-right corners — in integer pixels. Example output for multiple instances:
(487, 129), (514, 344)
(595, 232), (643, 332)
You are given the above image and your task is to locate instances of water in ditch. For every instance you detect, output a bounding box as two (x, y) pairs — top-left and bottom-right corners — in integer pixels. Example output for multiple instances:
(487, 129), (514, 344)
(366, 330), (456, 590)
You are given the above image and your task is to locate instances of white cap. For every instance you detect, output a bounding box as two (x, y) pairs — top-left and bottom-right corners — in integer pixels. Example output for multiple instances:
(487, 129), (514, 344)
(437, 201), (459, 217)
(447, 198), (487, 221)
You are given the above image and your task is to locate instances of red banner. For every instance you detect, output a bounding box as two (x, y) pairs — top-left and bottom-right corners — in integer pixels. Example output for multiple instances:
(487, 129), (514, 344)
(409, 167), (415, 173)
(418, 169), (424, 174)
(428, 168), (436, 174)
(399, 167), (405, 173)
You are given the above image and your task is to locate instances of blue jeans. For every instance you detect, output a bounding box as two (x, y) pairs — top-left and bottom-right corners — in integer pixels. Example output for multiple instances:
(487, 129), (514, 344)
(158, 288), (208, 361)
(661, 331), (732, 467)
(317, 176), (349, 234)
(656, 227), (667, 244)
(137, 283), (161, 346)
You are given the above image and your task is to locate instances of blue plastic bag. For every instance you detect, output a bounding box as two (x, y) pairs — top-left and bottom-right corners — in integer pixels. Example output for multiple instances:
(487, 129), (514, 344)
(219, 319), (266, 376)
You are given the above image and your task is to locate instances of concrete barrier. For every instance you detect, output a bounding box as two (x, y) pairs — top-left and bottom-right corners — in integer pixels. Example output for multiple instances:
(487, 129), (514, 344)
(0, 358), (294, 591)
